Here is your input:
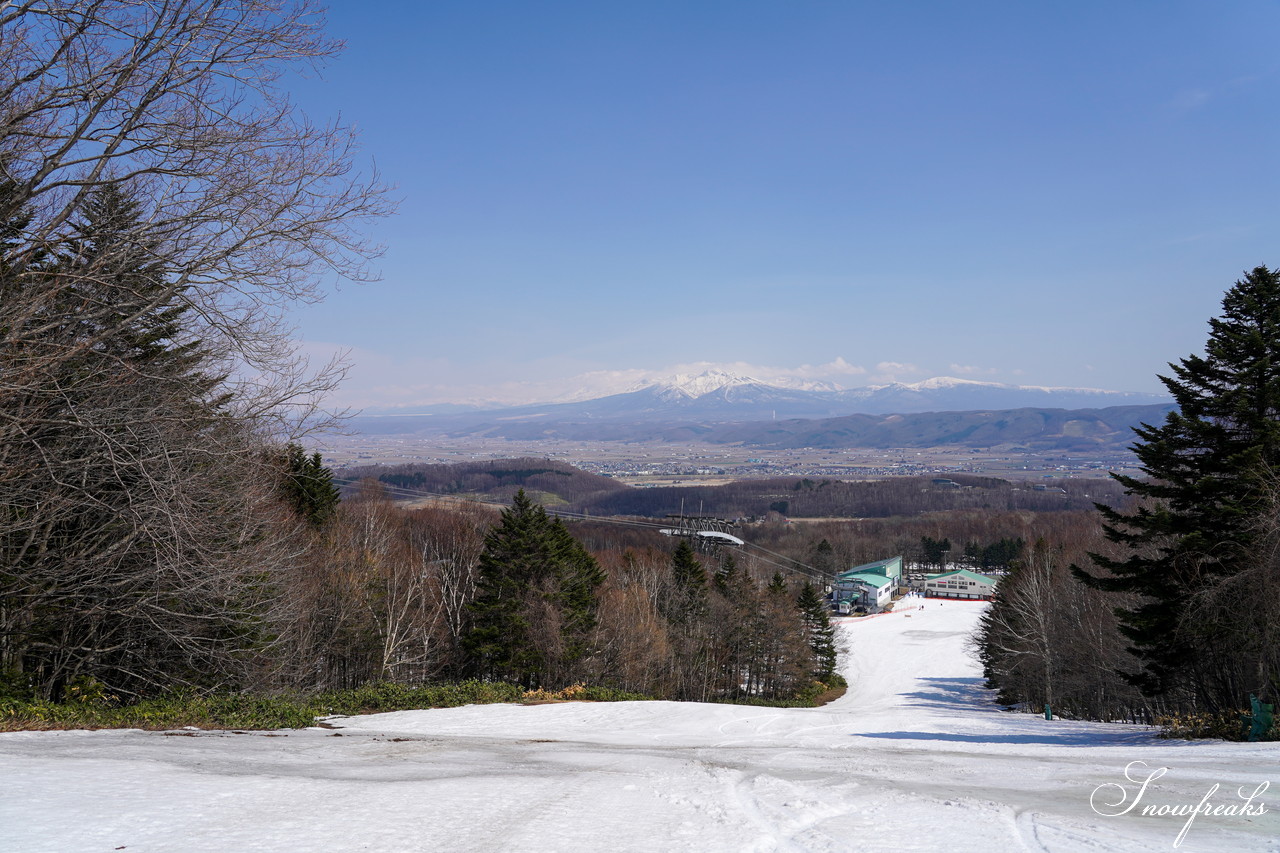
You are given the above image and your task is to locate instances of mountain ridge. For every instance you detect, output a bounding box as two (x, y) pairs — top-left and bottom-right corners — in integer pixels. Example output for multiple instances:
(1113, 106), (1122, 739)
(358, 371), (1169, 419)
(351, 371), (1172, 443)
(429, 403), (1174, 451)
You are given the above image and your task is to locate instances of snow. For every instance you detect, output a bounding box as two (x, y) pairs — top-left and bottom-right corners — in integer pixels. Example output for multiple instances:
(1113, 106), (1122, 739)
(874, 376), (1129, 395)
(641, 370), (761, 398)
(903, 376), (1004, 391)
(2, 602), (1276, 852)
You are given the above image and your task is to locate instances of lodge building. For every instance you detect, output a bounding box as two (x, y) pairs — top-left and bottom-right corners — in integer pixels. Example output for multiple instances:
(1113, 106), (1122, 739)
(921, 568), (997, 600)
(832, 556), (903, 614)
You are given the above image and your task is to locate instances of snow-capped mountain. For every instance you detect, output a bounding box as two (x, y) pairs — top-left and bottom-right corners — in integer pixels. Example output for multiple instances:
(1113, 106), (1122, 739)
(616, 371), (1166, 414)
(352, 372), (1171, 439)
(632, 370), (841, 398)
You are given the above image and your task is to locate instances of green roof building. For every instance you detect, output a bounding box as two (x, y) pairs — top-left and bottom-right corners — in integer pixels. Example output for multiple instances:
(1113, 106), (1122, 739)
(833, 556), (903, 612)
(922, 568), (997, 600)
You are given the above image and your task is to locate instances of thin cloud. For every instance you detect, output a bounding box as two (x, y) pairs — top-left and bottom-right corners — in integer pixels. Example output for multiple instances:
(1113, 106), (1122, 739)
(619, 359), (870, 392)
(1168, 86), (1210, 115)
(312, 352), (886, 410)
(948, 363), (999, 376)
(868, 362), (923, 384)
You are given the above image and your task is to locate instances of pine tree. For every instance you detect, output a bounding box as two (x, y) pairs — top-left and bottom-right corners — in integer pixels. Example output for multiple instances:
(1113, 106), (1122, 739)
(921, 536), (952, 569)
(811, 538), (837, 582)
(462, 490), (604, 688)
(713, 551), (740, 596)
(796, 582), (838, 681)
(668, 540), (708, 621)
(751, 572), (807, 698)
(72, 186), (183, 358)
(0, 0), (394, 698)
(1075, 266), (1280, 708)
(1, 184), (279, 698)
(63, 184), (224, 422)
(281, 444), (340, 527)
(549, 516), (607, 668)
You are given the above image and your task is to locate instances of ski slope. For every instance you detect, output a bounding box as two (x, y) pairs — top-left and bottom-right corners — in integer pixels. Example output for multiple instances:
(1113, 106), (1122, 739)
(1, 600), (1275, 852)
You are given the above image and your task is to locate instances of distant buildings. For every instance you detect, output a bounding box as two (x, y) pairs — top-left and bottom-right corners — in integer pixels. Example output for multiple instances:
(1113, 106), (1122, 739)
(831, 557), (999, 613)
(920, 568), (997, 600)
(832, 556), (903, 613)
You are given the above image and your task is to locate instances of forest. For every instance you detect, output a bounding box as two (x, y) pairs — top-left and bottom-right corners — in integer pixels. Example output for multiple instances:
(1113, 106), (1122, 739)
(341, 459), (1130, 519)
(974, 269), (1280, 739)
(2, 2), (1276, 740)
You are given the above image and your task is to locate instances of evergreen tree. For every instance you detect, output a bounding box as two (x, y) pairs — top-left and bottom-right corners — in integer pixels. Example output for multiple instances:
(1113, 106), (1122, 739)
(963, 541), (984, 568)
(708, 550), (753, 698)
(669, 539), (708, 620)
(811, 538), (837, 581)
(64, 184), (224, 421)
(921, 536), (952, 569)
(985, 538), (1024, 571)
(1075, 266), (1280, 708)
(0, 0), (394, 698)
(281, 444), (340, 527)
(796, 582), (838, 681)
(1, 184), (278, 698)
(550, 517), (607, 667)
(71, 186), (185, 358)
(462, 490), (604, 688)
(751, 571), (807, 698)
(713, 551), (741, 596)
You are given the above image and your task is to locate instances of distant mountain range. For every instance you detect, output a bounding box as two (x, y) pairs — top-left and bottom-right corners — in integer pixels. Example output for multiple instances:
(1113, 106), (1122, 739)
(352, 371), (1172, 450)
(693, 404), (1175, 452)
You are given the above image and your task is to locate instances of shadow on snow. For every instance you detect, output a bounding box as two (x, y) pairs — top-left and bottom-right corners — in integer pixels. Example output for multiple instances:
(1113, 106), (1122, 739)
(852, 677), (1157, 747)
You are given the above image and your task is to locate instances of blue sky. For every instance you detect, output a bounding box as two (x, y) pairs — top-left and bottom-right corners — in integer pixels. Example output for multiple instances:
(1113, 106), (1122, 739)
(287, 1), (1280, 410)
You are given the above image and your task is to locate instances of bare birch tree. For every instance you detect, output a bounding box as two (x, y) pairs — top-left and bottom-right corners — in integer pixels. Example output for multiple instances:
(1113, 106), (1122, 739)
(405, 502), (491, 664)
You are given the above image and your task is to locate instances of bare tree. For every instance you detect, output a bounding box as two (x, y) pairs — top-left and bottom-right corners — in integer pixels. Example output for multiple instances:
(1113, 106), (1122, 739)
(262, 490), (496, 692)
(0, 1), (391, 698)
(1183, 470), (1280, 708)
(326, 484), (451, 684)
(972, 532), (1149, 722)
(406, 502), (491, 660)
(0, 0), (391, 427)
(586, 550), (674, 696)
(973, 541), (1061, 710)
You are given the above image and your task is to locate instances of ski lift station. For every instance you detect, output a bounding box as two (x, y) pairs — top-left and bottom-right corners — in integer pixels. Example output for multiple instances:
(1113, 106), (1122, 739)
(832, 556), (903, 614)
(658, 529), (745, 547)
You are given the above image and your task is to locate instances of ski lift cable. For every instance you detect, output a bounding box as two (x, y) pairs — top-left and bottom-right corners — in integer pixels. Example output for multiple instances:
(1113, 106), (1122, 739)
(737, 540), (824, 578)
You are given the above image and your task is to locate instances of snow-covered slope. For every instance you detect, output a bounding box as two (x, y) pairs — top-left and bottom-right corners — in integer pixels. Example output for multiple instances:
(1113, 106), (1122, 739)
(633, 369), (840, 398)
(1, 603), (1274, 852)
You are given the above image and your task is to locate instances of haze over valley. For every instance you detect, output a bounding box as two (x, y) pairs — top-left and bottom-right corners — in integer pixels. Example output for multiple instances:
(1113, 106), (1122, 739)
(328, 370), (1169, 483)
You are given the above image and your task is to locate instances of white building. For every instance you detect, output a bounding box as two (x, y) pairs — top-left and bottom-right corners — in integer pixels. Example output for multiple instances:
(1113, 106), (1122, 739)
(922, 568), (997, 600)
(832, 556), (903, 613)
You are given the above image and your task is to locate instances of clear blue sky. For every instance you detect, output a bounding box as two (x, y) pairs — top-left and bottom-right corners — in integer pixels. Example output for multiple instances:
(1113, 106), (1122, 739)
(287, 1), (1280, 410)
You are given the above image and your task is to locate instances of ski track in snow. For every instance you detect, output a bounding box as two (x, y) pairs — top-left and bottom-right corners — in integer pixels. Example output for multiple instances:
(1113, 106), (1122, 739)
(2, 601), (1277, 852)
